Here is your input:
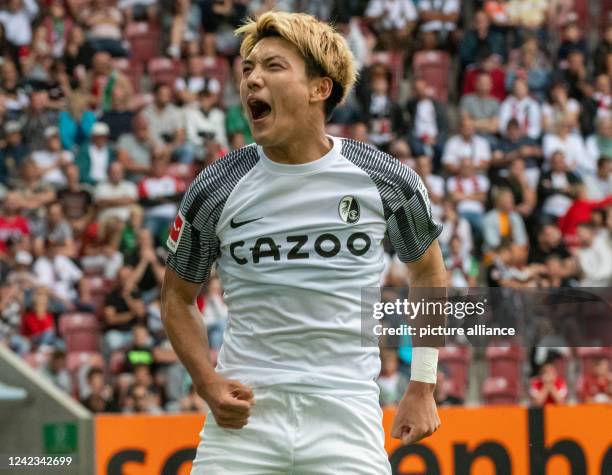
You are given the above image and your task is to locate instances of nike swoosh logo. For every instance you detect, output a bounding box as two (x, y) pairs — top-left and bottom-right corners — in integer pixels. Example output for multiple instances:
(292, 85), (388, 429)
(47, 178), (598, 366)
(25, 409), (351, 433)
(230, 217), (263, 228)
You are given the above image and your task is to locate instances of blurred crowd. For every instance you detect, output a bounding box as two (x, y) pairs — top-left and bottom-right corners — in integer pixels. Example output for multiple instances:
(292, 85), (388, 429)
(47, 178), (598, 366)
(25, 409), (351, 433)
(0, 0), (610, 413)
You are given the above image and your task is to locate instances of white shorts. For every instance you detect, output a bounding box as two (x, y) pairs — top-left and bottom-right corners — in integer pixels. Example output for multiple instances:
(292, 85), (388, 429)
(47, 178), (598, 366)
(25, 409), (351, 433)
(191, 388), (392, 474)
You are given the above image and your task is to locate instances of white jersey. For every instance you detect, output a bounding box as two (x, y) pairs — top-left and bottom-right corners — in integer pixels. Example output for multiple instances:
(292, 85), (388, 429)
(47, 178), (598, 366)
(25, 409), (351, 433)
(166, 136), (442, 396)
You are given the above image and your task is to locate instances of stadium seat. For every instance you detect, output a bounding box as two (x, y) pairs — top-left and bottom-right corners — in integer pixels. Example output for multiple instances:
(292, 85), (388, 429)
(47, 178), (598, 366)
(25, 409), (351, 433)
(148, 57), (182, 87)
(439, 346), (472, 399)
(126, 22), (160, 66)
(482, 376), (520, 405)
(412, 51), (451, 103)
(576, 347), (612, 374)
(486, 345), (523, 389)
(59, 313), (100, 353)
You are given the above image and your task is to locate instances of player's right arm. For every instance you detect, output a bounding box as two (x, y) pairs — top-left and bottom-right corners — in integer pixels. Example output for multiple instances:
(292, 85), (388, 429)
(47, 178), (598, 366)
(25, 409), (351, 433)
(161, 170), (254, 428)
(161, 270), (253, 428)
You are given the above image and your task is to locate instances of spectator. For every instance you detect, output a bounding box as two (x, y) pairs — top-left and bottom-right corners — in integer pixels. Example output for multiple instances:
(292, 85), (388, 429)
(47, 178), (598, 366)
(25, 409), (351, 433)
(365, 0), (417, 50)
(137, 155), (185, 243)
(81, 367), (114, 412)
(103, 266), (146, 352)
(557, 20), (588, 63)
(542, 81), (580, 134)
(201, 276), (228, 351)
(442, 115), (491, 175)
(482, 187), (528, 253)
(39, 201), (76, 258)
(40, 348), (73, 394)
(543, 118), (590, 174)
(529, 361), (568, 406)
(79, 0), (127, 57)
(537, 151), (581, 222)
(142, 83), (190, 163)
(125, 382), (162, 414)
(185, 86), (229, 157)
(57, 164), (94, 234)
(118, 0), (157, 24)
(594, 25), (612, 75)
(0, 191), (30, 257)
(117, 114), (156, 181)
(388, 138), (413, 167)
(505, 35), (551, 102)
(495, 157), (537, 218)
(406, 78), (449, 164)
(41, 0), (74, 59)
(99, 84), (135, 142)
(499, 77), (542, 140)
(492, 118), (542, 188)
(438, 200), (473, 258)
(59, 93), (97, 152)
(445, 235), (479, 287)
(1, 60), (29, 118)
(528, 223), (572, 265)
(416, 0), (460, 44)
(376, 349), (408, 407)
(580, 358), (612, 403)
(447, 157), (490, 240)
(0, 121), (29, 187)
(0, 0), (39, 52)
(459, 72), (500, 144)
(459, 10), (506, 69)
(582, 157), (612, 201)
(558, 187), (612, 247)
(175, 57), (221, 106)
(63, 25), (91, 78)
(363, 70), (404, 150)
(557, 50), (590, 101)
(94, 162), (138, 223)
(75, 122), (114, 185)
(125, 324), (154, 371)
(31, 126), (74, 189)
(573, 222), (612, 286)
(20, 287), (58, 349)
(81, 51), (133, 113)
(462, 52), (507, 102)
(586, 117), (612, 170)
(21, 89), (59, 152)
(0, 283), (29, 355)
(169, 384), (207, 413)
(123, 228), (165, 301)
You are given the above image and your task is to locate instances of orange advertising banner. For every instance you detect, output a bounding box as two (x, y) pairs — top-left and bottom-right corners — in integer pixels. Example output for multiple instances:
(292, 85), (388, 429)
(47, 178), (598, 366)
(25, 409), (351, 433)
(95, 405), (612, 475)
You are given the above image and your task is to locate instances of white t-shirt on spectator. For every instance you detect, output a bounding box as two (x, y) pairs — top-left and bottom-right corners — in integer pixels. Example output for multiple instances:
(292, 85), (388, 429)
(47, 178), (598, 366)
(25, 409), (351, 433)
(88, 145), (111, 183)
(185, 106), (228, 149)
(423, 173), (445, 220)
(499, 95), (542, 139)
(543, 133), (591, 173)
(34, 255), (83, 302)
(0, 0), (38, 45)
(542, 99), (580, 129)
(366, 0), (418, 30)
(447, 175), (490, 214)
(414, 99), (438, 139)
(418, 0), (459, 32)
(94, 180), (138, 222)
(542, 172), (573, 217)
(442, 134), (491, 170)
(138, 175), (180, 219)
(30, 150), (74, 188)
(585, 134), (609, 168)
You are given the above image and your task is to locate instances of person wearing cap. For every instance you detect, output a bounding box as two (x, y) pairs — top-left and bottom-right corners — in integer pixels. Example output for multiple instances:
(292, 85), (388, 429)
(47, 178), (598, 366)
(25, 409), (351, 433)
(0, 120), (29, 187)
(75, 121), (114, 185)
(30, 126), (75, 189)
(185, 86), (228, 156)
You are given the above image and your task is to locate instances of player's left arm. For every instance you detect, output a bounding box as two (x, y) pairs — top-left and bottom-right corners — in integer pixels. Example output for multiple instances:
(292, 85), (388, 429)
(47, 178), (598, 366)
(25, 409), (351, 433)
(391, 240), (446, 444)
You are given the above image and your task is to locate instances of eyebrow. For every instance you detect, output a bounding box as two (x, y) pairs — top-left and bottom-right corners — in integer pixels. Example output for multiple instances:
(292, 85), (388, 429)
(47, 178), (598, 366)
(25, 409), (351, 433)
(242, 55), (288, 67)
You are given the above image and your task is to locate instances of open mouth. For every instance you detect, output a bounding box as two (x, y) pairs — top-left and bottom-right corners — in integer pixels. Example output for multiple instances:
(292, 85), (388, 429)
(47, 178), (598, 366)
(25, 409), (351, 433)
(248, 98), (272, 121)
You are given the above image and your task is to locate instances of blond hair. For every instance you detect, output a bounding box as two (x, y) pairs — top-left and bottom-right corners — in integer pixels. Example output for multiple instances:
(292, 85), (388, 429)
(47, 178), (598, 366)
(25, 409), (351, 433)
(235, 11), (357, 117)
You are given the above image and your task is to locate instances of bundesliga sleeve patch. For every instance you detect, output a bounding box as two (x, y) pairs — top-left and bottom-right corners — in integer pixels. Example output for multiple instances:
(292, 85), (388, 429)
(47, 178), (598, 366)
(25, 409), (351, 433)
(167, 211), (186, 253)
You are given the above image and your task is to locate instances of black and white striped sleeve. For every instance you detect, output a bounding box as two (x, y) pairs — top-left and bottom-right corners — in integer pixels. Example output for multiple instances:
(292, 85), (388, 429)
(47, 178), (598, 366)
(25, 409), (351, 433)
(165, 145), (260, 283)
(341, 139), (443, 262)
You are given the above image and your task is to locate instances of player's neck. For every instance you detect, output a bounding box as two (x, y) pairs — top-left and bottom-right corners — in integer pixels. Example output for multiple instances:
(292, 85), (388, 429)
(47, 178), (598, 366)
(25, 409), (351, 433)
(262, 130), (332, 165)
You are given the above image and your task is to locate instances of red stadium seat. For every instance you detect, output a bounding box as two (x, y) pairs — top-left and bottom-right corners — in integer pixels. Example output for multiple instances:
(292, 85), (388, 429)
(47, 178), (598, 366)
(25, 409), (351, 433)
(148, 57), (181, 87)
(482, 376), (520, 405)
(371, 51), (404, 101)
(439, 346), (472, 399)
(412, 51), (451, 103)
(576, 347), (612, 374)
(126, 22), (160, 67)
(59, 313), (100, 353)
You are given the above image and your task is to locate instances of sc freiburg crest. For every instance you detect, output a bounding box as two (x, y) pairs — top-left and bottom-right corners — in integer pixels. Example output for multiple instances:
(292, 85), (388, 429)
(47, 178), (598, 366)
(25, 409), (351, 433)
(339, 196), (360, 224)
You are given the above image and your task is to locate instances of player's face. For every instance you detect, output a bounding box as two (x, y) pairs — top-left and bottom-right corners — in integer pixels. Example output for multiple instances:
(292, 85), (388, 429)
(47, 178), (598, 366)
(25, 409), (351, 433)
(240, 37), (317, 146)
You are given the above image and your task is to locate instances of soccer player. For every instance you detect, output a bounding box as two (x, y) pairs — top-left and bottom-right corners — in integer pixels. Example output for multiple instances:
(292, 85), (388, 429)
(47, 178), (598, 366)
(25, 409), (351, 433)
(161, 11), (446, 474)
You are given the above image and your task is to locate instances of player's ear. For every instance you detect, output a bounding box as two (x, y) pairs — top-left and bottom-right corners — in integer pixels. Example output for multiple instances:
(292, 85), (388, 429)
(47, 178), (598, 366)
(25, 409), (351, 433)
(309, 76), (333, 105)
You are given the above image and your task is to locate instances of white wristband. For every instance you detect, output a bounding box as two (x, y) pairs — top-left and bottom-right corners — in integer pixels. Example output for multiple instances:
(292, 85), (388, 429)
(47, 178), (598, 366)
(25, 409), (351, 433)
(410, 347), (439, 384)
